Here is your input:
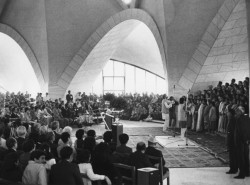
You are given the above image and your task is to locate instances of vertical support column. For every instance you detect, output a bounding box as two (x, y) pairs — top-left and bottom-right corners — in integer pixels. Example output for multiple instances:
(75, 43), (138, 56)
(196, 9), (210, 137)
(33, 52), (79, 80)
(246, 0), (250, 117)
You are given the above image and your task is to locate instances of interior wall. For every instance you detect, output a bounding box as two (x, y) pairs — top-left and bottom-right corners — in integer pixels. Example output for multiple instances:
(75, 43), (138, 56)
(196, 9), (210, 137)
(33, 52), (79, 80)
(192, 0), (248, 92)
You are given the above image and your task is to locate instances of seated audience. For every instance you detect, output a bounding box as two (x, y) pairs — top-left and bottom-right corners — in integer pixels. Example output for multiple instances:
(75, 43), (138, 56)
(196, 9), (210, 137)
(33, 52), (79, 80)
(78, 149), (112, 185)
(22, 150), (47, 185)
(115, 133), (132, 154)
(74, 129), (85, 151)
(145, 136), (169, 176)
(57, 132), (71, 158)
(19, 139), (35, 172)
(92, 142), (115, 183)
(1, 137), (18, 160)
(51, 121), (61, 145)
(40, 143), (56, 170)
(112, 133), (132, 164)
(127, 142), (152, 169)
(16, 125), (27, 150)
(0, 152), (22, 182)
(50, 146), (83, 185)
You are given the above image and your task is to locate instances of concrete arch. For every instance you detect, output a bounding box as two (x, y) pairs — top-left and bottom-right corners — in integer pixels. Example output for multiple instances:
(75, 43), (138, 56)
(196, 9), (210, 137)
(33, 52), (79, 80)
(55, 8), (167, 98)
(0, 23), (46, 92)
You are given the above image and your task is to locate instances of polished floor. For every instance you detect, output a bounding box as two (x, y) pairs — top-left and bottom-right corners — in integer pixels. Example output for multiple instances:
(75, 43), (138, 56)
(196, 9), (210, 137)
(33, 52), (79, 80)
(167, 167), (250, 185)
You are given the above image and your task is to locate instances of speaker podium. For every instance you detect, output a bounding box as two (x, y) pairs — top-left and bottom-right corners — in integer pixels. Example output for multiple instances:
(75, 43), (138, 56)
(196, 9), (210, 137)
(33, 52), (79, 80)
(112, 123), (123, 146)
(137, 168), (159, 185)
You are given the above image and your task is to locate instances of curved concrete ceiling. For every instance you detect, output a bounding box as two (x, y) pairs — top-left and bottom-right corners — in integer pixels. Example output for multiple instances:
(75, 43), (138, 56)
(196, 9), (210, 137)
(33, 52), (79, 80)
(66, 20), (165, 96)
(111, 22), (165, 78)
(66, 20), (140, 95)
(0, 33), (41, 96)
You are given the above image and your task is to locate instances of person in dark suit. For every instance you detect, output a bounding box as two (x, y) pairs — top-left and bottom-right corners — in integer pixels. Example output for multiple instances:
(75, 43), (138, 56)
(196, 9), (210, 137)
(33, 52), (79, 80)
(115, 133), (132, 154)
(66, 90), (73, 103)
(49, 146), (83, 185)
(234, 107), (250, 179)
(145, 136), (169, 175)
(226, 108), (237, 174)
(127, 142), (152, 169)
(113, 133), (132, 163)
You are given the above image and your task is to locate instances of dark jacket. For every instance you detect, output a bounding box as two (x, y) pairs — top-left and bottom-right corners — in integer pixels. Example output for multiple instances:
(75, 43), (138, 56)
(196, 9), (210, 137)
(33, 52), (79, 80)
(127, 151), (152, 169)
(115, 144), (132, 155)
(145, 146), (165, 166)
(16, 137), (26, 151)
(49, 160), (83, 185)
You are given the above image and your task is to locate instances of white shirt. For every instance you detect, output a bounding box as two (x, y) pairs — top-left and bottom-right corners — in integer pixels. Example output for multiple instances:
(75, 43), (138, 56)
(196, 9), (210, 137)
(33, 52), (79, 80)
(22, 161), (47, 185)
(78, 163), (105, 185)
(0, 138), (7, 149)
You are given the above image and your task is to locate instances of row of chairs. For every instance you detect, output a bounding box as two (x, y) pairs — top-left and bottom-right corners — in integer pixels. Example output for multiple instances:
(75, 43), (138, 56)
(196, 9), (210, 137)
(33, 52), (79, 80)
(81, 155), (170, 185)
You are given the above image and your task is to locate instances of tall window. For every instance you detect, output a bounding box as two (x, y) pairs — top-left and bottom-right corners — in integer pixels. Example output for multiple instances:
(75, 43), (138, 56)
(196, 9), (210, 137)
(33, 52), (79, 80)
(92, 59), (166, 95)
(103, 60), (125, 95)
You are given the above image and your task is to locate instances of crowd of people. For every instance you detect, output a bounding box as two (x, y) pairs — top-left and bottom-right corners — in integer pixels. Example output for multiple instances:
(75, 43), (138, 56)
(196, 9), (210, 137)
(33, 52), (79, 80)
(162, 77), (249, 135)
(0, 89), (169, 184)
(0, 120), (167, 184)
(0, 76), (249, 183)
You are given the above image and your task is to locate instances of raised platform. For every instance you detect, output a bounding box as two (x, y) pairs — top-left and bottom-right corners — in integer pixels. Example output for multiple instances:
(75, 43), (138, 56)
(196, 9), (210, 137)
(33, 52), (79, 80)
(155, 136), (199, 148)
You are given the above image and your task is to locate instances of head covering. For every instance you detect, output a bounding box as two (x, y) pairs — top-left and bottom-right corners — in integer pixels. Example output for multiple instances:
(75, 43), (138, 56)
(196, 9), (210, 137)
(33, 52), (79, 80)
(148, 136), (157, 144)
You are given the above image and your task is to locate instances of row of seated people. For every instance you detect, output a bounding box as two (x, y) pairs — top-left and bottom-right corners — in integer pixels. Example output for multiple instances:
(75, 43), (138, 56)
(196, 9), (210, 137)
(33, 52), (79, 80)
(0, 121), (168, 185)
(0, 98), (104, 131)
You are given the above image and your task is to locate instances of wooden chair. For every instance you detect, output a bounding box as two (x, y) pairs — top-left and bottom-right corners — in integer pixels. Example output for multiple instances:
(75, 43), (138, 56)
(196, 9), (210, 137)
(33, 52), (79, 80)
(113, 163), (136, 185)
(80, 173), (102, 185)
(146, 155), (170, 185)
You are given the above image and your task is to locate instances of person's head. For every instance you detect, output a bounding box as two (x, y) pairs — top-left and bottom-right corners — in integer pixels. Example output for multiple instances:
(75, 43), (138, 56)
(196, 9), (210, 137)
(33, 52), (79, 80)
(148, 136), (157, 147)
(22, 139), (35, 153)
(136, 142), (146, 153)
(77, 149), (91, 163)
(30, 150), (46, 164)
(16, 126), (27, 138)
(179, 97), (185, 104)
(24, 107), (30, 113)
(46, 130), (55, 142)
(87, 130), (96, 137)
(75, 129), (85, 140)
(51, 121), (60, 131)
(234, 106), (245, 118)
(68, 90), (71, 94)
(40, 143), (51, 159)
(6, 137), (17, 150)
(62, 126), (72, 135)
(103, 131), (113, 143)
(39, 125), (48, 135)
(119, 133), (129, 145)
(61, 132), (70, 144)
(60, 146), (73, 161)
(83, 136), (96, 152)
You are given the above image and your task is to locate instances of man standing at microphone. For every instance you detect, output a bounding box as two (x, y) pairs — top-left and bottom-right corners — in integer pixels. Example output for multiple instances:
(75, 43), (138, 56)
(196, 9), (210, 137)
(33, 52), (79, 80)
(162, 94), (173, 132)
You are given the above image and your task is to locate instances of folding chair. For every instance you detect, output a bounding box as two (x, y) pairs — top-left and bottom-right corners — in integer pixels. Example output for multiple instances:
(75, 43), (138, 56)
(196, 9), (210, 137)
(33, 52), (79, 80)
(113, 163), (136, 185)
